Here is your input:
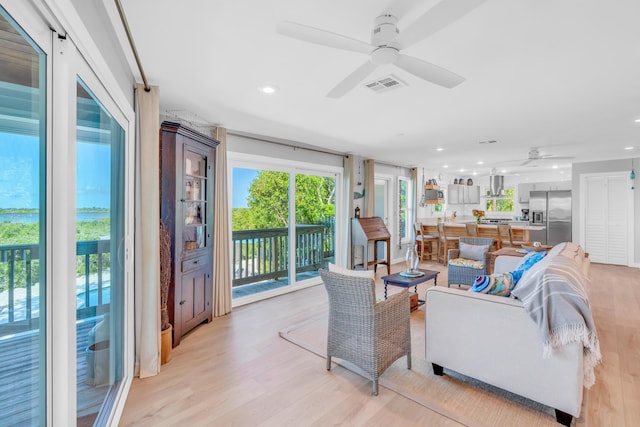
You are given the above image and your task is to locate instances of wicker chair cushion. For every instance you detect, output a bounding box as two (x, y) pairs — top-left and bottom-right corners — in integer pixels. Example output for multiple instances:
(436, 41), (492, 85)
(328, 262), (375, 279)
(470, 272), (515, 296)
(459, 242), (490, 261)
(448, 258), (484, 269)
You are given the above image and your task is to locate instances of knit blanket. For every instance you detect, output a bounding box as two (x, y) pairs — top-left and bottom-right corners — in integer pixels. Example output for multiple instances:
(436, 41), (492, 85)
(511, 254), (601, 388)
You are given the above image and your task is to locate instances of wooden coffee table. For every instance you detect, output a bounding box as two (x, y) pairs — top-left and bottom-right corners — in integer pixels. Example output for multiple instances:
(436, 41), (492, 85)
(381, 269), (440, 310)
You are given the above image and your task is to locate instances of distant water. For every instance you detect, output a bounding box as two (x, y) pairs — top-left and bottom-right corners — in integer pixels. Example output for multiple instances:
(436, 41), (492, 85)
(0, 212), (110, 223)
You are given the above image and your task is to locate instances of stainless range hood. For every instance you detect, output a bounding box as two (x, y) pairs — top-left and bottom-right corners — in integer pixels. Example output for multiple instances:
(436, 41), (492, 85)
(489, 175), (504, 197)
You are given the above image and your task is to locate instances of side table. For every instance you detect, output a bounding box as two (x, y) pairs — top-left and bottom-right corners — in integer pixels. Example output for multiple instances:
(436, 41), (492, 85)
(381, 269), (440, 310)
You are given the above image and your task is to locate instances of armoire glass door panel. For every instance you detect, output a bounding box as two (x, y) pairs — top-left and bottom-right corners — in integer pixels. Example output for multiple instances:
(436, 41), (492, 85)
(183, 148), (208, 253)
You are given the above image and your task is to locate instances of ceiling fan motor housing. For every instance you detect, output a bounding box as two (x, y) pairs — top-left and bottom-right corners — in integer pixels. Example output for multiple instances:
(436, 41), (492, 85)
(372, 14), (399, 46)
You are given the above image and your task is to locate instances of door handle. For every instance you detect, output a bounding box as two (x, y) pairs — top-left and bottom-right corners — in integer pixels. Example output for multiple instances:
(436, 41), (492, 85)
(179, 300), (186, 305)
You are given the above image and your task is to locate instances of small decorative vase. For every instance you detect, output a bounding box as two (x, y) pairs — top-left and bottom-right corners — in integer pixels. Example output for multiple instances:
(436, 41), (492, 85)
(405, 244), (419, 273)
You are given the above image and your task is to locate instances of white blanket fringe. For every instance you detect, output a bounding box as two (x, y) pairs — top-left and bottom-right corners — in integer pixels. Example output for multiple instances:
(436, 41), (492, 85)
(542, 323), (602, 389)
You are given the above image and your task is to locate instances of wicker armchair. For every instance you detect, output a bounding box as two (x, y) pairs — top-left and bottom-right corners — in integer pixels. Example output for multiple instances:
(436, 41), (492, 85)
(447, 237), (494, 287)
(319, 269), (411, 395)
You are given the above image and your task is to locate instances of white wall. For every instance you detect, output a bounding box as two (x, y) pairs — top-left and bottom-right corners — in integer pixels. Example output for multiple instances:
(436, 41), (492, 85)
(572, 158), (639, 266)
(72, 0), (136, 106)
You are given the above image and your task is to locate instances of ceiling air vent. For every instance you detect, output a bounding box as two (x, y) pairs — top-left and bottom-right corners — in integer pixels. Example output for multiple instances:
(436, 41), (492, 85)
(364, 74), (407, 94)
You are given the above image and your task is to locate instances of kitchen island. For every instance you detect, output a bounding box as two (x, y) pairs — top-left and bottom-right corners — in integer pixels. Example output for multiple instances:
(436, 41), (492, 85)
(418, 220), (545, 243)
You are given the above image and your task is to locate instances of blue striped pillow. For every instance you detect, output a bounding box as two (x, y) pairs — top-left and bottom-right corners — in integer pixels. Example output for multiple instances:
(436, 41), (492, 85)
(470, 272), (515, 296)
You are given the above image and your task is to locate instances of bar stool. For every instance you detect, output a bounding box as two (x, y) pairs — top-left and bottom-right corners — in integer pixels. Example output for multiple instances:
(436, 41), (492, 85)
(496, 224), (527, 249)
(465, 223), (478, 237)
(414, 222), (438, 261)
(437, 223), (459, 265)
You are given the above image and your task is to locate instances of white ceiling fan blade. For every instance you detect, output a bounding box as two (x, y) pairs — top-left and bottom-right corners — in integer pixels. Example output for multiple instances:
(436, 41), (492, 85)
(389, 0), (486, 50)
(521, 159), (535, 166)
(326, 61), (378, 98)
(538, 156), (575, 160)
(277, 21), (373, 55)
(395, 54), (465, 88)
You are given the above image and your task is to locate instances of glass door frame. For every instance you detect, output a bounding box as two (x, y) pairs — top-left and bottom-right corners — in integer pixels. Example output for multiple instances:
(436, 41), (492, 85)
(63, 39), (136, 427)
(228, 153), (343, 305)
(3, 2), (136, 425)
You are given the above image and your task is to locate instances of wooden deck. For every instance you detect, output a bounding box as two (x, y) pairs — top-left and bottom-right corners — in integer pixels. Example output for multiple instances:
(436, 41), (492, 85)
(0, 317), (110, 425)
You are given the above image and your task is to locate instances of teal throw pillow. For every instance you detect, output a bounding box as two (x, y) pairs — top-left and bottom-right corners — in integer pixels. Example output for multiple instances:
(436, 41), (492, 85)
(470, 272), (515, 297)
(516, 251), (547, 272)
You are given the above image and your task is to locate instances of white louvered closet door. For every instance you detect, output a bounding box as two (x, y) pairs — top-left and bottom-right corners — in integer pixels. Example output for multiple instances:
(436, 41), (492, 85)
(584, 174), (628, 265)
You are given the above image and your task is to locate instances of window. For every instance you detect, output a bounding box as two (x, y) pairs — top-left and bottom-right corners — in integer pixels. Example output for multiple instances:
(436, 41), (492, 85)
(398, 177), (410, 242)
(486, 188), (515, 212)
(230, 162), (337, 302)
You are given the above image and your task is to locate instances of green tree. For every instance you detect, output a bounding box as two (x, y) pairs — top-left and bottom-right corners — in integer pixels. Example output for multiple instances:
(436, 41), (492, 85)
(233, 171), (336, 231)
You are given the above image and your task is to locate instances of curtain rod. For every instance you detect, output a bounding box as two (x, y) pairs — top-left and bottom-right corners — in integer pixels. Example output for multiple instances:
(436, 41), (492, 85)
(227, 130), (346, 158)
(114, 0), (150, 92)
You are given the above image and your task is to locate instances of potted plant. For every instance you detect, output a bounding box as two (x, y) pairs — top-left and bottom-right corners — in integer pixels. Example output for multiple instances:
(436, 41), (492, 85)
(159, 221), (173, 364)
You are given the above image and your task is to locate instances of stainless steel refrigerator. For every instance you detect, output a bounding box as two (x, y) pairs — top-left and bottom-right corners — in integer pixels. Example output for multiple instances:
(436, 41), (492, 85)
(529, 190), (571, 246)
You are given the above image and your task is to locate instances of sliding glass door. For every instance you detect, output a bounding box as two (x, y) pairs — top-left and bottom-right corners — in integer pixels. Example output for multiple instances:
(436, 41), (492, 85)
(230, 159), (339, 301)
(0, 7), (47, 426)
(1, 3), (133, 425)
(75, 79), (125, 425)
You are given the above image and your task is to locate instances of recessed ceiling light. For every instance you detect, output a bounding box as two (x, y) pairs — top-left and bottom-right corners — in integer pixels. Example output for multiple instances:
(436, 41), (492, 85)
(443, 164), (449, 168)
(477, 161), (483, 165)
(436, 147), (444, 152)
(552, 165), (558, 169)
(624, 146), (634, 150)
(459, 168), (465, 172)
(258, 84), (278, 94)
(472, 172), (478, 176)
(635, 119), (640, 123)
(500, 169), (507, 173)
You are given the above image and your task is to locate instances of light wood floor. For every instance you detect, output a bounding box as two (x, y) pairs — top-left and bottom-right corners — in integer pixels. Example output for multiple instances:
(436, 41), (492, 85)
(119, 260), (640, 426)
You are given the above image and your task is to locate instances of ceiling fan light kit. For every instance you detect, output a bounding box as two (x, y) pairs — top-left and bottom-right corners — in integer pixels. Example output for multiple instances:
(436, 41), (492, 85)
(276, 0), (487, 97)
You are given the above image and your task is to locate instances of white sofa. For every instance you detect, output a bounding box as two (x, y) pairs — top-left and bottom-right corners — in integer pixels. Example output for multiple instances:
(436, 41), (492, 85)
(425, 244), (591, 426)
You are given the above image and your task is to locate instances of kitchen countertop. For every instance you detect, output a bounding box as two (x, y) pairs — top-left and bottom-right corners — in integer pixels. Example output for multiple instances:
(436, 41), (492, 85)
(418, 219), (545, 231)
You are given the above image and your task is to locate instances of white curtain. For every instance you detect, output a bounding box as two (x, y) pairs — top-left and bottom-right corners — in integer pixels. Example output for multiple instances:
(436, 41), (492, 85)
(212, 127), (232, 316)
(343, 155), (354, 267)
(364, 159), (375, 217)
(134, 84), (161, 378)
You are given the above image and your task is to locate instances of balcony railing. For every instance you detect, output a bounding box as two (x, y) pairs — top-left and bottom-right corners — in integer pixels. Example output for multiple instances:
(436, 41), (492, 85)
(0, 240), (111, 333)
(1, 222), (335, 330)
(232, 222), (334, 287)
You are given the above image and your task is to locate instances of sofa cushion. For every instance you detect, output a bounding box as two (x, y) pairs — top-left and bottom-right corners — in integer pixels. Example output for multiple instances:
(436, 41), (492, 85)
(328, 263), (375, 279)
(469, 272), (515, 296)
(459, 242), (490, 261)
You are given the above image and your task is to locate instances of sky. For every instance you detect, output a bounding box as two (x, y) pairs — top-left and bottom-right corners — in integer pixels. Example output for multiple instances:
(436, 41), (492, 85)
(232, 168), (258, 208)
(0, 133), (111, 209)
(2, 133), (258, 210)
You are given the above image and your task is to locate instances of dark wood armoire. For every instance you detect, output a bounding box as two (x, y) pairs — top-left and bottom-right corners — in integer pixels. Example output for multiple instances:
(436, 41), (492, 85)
(160, 121), (219, 346)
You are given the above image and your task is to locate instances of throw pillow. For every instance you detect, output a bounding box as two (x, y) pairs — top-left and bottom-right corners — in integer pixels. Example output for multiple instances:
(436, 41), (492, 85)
(459, 242), (490, 261)
(515, 251), (547, 272)
(328, 263), (375, 279)
(470, 272), (515, 296)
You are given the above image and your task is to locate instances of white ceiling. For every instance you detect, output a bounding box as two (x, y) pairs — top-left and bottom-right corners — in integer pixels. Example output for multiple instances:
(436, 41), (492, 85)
(120, 0), (640, 178)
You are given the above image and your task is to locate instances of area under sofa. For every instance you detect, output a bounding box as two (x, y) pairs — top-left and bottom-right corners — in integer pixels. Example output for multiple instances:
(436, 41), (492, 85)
(425, 242), (596, 426)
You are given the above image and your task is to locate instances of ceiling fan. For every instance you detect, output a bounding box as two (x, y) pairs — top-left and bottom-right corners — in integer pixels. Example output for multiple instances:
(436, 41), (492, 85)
(520, 148), (575, 166)
(276, 0), (486, 98)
